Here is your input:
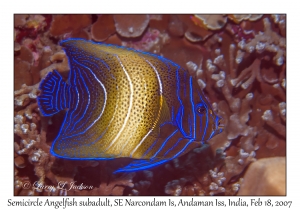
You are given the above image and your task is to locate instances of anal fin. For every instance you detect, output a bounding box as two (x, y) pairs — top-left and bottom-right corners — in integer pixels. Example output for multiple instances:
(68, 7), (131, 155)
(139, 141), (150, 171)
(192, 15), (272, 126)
(114, 158), (168, 173)
(37, 70), (70, 116)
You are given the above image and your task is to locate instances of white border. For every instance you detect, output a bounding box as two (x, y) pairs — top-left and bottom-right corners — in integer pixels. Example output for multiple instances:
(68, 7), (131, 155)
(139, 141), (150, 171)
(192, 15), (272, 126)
(2, 0), (297, 209)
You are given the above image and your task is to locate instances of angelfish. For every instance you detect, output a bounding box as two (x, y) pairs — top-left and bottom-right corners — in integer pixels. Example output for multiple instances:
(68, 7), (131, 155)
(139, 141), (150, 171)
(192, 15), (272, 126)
(37, 38), (223, 173)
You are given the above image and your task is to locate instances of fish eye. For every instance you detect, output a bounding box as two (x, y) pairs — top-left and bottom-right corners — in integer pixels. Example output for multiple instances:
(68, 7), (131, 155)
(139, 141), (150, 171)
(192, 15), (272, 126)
(195, 103), (206, 115)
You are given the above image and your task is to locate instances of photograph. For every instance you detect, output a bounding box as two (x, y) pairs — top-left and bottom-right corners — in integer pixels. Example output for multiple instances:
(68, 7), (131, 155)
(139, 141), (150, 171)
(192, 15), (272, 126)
(13, 14), (286, 197)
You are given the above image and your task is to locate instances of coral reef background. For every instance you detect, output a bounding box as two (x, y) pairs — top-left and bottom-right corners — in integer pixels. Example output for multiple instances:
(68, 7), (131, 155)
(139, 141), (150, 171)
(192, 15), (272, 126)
(14, 14), (286, 196)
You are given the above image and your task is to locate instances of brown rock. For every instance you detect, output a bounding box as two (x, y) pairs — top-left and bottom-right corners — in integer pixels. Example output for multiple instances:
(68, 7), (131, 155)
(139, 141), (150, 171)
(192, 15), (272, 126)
(238, 157), (286, 195)
(50, 14), (91, 36)
(193, 14), (227, 30)
(14, 14), (28, 27)
(15, 46), (33, 64)
(14, 58), (33, 90)
(113, 14), (149, 38)
(14, 155), (26, 168)
(149, 15), (169, 32)
(70, 29), (90, 40)
(168, 15), (186, 37)
(179, 15), (212, 42)
(91, 15), (115, 41)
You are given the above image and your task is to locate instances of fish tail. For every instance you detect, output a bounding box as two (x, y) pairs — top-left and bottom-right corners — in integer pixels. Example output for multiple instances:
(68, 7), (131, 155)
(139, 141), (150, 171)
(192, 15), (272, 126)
(37, 70), (70, 116)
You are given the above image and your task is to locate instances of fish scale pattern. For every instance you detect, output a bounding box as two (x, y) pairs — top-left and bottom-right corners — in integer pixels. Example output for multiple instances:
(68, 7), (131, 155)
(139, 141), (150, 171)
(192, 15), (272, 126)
(37, 38), (223, 173)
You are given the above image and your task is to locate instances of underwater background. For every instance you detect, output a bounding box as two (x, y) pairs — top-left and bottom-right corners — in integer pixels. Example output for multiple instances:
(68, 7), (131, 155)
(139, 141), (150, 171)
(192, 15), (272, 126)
(14, 14), (286, 196)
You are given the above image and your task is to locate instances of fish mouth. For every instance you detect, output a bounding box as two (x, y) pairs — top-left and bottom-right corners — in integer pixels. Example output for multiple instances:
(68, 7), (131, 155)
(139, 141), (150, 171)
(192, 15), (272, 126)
(218, 122), (225, 130)
(209, 117), (225, 139)
(214, 116), (225, 133)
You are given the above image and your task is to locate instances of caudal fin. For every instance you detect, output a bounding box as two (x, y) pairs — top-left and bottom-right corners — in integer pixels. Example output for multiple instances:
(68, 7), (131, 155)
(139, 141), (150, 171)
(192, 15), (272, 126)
(37, 70), (70, 116)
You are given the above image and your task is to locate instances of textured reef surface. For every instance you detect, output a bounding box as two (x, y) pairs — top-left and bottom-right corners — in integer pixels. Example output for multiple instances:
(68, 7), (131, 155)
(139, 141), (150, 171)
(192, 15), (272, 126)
(14, 14), (286, 196)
